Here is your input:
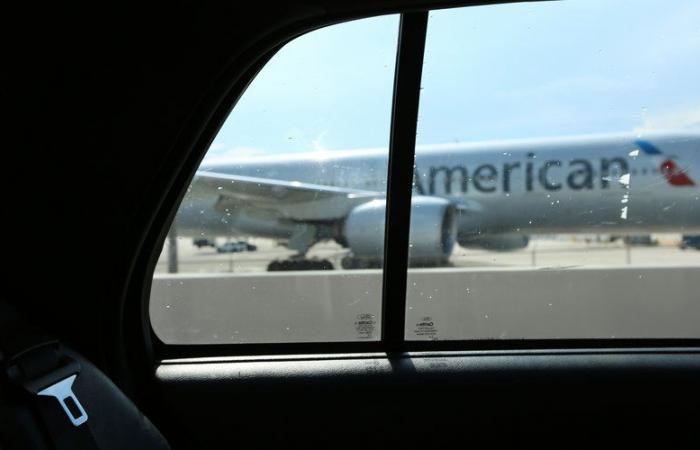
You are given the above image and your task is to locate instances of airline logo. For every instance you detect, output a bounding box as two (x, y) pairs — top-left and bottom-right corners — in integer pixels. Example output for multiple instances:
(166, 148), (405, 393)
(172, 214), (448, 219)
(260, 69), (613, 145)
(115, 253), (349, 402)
(635, 140), (695, 187)
(414, 138), (696, 196)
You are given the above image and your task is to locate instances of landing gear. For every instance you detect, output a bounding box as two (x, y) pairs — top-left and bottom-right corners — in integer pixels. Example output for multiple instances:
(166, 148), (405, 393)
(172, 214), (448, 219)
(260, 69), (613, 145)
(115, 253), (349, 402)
(266, 224), (337, 271)
(267, 259), (334, 271)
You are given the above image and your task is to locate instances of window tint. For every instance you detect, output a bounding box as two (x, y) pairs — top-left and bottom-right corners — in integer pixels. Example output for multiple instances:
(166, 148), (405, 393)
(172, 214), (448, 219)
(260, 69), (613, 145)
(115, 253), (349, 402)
(150, 15), (400, 344)
(405, 0), (700, 340)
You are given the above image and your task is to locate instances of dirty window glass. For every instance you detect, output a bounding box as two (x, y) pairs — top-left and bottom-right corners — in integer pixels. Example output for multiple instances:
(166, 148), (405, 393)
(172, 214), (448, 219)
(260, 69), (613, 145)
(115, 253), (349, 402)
(149, 15), (399, 344)
(405, 0), (700, 340)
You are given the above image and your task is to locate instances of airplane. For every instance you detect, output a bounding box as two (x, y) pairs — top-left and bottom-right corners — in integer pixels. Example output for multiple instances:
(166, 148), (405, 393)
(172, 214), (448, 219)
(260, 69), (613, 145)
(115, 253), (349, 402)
(174, 131), (700, 270)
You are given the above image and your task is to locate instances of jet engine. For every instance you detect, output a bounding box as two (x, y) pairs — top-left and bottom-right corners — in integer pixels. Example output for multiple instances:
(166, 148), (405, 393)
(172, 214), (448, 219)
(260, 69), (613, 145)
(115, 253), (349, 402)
(342, 196), (457, 267)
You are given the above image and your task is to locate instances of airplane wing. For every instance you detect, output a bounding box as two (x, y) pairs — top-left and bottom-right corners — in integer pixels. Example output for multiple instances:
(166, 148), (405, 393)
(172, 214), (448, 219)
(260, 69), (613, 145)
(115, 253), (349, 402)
(192, 171), (383, 221)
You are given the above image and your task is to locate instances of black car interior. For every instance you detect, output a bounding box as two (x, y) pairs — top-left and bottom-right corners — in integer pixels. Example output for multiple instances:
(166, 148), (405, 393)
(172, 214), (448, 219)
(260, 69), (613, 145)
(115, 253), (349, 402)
(2, 1), (699, 449)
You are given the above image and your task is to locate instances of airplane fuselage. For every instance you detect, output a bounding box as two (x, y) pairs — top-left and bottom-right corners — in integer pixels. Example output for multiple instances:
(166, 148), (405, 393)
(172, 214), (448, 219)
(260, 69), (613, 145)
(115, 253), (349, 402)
(178, 133), (700, 242)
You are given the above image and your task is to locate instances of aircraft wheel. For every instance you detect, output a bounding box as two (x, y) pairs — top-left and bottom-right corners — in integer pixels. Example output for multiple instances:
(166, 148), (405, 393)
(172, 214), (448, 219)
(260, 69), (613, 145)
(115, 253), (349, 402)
(267, 259), (334, 271)
(341, 256), (360, 270)
(318, 260), (334, 270)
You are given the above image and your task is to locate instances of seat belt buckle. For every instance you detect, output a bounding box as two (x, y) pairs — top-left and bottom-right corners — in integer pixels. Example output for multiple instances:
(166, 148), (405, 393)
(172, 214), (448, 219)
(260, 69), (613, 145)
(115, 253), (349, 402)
(36, 374), (88, 426)
(6, 350), (89, 428)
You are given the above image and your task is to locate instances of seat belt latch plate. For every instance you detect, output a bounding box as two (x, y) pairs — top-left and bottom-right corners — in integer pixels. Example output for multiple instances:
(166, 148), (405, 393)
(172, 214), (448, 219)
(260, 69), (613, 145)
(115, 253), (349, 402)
(37, 374), (88, 426)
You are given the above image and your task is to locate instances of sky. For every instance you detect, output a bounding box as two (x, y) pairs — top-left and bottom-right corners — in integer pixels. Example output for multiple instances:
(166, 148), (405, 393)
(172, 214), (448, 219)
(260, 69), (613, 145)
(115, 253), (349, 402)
(206, 0), (700, 160)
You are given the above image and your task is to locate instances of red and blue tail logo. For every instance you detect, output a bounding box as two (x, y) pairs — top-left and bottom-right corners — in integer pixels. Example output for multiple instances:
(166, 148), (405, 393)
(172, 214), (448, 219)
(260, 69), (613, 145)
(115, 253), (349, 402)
(635, 140), (695, 186)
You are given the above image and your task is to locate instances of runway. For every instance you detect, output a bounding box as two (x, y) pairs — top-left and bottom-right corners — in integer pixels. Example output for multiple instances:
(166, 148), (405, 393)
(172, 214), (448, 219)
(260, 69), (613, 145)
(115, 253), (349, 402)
(154, 233), (699, 274)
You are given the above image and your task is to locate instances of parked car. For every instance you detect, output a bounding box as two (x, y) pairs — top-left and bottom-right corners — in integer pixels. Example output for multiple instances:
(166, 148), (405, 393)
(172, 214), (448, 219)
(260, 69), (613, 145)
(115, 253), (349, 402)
(216, 242), (246, 253)
(242, 242), (257, 251)
(680, 235), (700, 250)
(193, 238), (216, 248)
(216, 241), (257, 253)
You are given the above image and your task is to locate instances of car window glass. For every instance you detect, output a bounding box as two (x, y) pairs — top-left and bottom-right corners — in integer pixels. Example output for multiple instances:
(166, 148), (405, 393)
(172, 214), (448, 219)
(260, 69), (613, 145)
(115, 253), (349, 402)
(405, 0), (700, 340)
(150, 15), (400, 344)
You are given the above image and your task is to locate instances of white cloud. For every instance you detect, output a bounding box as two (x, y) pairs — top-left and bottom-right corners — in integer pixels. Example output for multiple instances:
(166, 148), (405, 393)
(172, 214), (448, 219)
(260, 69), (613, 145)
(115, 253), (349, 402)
(634, 105), (700, 132)
(311, 130), (329, 151)
(202, 146), (268, 163)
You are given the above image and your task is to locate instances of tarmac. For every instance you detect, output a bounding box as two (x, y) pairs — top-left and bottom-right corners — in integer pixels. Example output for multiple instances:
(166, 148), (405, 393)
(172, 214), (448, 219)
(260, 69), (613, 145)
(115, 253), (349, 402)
(154, 233), (699, 274)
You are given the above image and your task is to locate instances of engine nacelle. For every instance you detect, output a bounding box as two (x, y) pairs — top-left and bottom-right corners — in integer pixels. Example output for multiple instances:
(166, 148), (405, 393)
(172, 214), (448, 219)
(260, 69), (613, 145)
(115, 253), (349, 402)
(343, 196), (457, 265)
(458, 233), (530, 251)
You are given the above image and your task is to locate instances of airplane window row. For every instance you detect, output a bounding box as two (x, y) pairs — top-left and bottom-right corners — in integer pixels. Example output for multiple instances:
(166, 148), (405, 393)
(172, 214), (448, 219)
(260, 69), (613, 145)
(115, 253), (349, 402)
(149, 0), (699, 349)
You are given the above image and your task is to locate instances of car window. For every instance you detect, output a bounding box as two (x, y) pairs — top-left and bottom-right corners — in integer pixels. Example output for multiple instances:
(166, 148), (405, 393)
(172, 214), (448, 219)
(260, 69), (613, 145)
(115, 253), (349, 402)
(150, 15), (400, 344)
(405, 0), (700, 340)
(149, 1), (699, 352)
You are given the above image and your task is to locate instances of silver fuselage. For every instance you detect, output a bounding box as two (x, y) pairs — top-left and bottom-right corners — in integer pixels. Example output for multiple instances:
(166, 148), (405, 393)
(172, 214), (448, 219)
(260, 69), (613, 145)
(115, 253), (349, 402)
(177, 133), (700, 240)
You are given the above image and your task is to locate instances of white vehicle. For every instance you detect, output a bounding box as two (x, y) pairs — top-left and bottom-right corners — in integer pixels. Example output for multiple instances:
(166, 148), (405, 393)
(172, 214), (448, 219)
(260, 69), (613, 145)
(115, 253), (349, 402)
(175, 132), (700, 269)
(216, 242), (247, 253)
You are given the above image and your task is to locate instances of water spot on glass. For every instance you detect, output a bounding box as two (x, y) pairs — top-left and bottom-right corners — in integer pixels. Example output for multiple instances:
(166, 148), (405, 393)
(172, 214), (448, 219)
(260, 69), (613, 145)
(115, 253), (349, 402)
(620, 206), (628, 220)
